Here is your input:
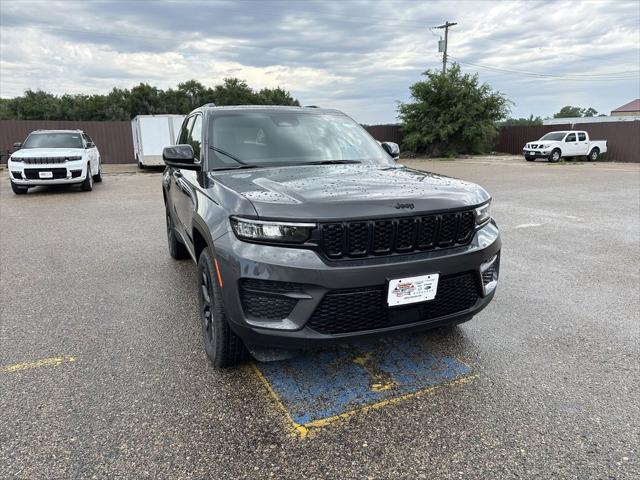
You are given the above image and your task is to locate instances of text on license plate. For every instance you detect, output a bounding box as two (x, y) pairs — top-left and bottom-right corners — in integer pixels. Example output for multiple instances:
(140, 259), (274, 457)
(39, 171), (53, 179)
(387, 273), (439, 307)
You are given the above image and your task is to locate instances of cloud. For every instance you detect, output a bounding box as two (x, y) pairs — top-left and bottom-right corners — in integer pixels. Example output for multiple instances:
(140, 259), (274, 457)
(1, 0), (638, 123)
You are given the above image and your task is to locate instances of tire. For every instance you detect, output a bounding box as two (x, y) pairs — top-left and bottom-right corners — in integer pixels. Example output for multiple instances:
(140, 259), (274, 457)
(587, 148), (599, 162)
(11, 182), (28, 195)
(166, 210), (190, 260)
(93, 161), (103, 182)
(81, 164), (93, 191)
(549, 149), (561, 163)
(137, 155), (145, 170)
(197, 247), (248, 367)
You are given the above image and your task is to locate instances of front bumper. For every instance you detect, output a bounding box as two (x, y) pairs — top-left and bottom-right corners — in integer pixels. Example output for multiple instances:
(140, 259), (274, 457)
(8, 159), (89, 185)
(215, 221), (501, 349)
(523, 150), (549, 158)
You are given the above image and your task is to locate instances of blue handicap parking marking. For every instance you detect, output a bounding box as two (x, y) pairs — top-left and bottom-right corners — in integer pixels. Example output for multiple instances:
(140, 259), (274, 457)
(256, 334), (474, 429)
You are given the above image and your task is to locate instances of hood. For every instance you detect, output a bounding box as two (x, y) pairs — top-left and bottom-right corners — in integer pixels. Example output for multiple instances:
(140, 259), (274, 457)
(212, 164), (489, 221)
(11, 148), (85, 159)
(526, 140), (560, 148)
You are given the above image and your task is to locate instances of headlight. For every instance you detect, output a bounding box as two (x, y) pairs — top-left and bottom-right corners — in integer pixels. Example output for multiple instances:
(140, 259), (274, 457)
(540, 144), (549, 149)
(475, 201), (491, 225)
(230, 217), (316, 243)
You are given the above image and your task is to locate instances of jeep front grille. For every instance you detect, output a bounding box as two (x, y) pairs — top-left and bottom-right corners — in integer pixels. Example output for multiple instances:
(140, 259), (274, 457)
(18, 156), (81, 164)
(320, 210), (475, 259)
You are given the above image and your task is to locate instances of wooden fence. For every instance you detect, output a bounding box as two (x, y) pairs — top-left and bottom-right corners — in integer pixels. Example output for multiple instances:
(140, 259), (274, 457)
(495, 121), (640, 162)
(2, 119), (638, 163)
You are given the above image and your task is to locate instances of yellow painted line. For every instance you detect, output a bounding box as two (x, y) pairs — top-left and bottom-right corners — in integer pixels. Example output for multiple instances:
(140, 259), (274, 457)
(251, 361), (478, 438)
(302, 374), (479, 431)
(1, 355), (77, 373)
(250, 363), (310, 438)
(352, 352), (397, 392)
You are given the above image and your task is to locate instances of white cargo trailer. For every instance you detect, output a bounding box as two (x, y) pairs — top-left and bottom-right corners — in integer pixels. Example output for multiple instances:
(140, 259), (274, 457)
(131, 115), (185, 168)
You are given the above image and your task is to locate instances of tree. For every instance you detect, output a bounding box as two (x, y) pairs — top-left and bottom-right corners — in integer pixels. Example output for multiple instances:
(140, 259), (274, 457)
(398, 64), (511, 155)
(499, 115), (543, 127)
(9, 90), (60, 120)
(582, 107), (598, 117)
(256, 87), (300, 106)
(213, 78), (255, 105)
(0, 79), (299, 121)
(553, 105), (599, 118)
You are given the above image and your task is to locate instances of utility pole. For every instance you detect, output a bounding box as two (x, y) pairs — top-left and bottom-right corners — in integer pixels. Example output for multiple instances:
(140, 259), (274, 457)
(434, 21), (457, 74)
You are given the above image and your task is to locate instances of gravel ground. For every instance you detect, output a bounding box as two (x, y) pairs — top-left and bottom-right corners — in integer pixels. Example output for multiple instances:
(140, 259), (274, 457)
(1, 156), (638, 479)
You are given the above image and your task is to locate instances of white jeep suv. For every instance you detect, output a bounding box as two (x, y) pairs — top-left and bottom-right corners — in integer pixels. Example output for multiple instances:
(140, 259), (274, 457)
(8, 129), (102, 194)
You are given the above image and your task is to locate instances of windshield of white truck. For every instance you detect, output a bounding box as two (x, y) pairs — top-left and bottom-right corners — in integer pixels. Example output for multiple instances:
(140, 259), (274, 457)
(22, 132), (84, 149)
(210, 112), (391, 168)
(540, 132), (566, 141)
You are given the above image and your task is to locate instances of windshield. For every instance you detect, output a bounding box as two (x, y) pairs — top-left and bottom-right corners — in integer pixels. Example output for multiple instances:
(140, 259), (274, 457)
(209, 112), (390, 168)
(22, 132), (84, 149)
(539, 132), (566, 141)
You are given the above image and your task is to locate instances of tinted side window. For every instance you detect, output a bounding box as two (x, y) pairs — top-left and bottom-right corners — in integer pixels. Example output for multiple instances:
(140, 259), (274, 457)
(565, 133), (576, 142)
(83, 134), (93, 145)
(178, 116), (195, 144)
(578, 132), (586, 141)
(188, 115), (203, 159)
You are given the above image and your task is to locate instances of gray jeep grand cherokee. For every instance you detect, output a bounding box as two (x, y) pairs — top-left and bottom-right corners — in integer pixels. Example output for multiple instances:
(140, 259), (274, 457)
(162, 105), (501, 367)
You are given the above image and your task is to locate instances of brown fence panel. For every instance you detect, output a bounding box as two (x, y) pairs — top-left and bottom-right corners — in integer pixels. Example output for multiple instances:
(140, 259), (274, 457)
(495, 124), (572, 155)
(496, 121), (640, 162)
(3, 120), (636, 163)
(0, 120), (134, 164)
(364, 124), (403, 145)
(572, 121), (640, 163)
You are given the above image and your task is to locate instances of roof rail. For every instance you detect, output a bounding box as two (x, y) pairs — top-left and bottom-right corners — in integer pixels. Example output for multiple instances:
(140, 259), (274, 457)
(304, 105), (320, 108)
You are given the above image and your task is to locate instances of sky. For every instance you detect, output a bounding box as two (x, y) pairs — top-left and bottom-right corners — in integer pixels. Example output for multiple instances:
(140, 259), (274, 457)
(1, 0), (639, 124)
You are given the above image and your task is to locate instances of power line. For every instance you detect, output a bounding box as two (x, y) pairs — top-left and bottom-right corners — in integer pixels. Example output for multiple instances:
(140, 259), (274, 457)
(449, 56), (640, 80)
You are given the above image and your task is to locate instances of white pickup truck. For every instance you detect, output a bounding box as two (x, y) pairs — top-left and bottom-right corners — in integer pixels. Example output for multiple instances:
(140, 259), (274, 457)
(523, 130), (607, 162)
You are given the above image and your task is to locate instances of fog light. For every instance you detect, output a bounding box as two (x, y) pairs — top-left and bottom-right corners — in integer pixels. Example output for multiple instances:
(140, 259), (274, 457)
(480, 254), (499, 296)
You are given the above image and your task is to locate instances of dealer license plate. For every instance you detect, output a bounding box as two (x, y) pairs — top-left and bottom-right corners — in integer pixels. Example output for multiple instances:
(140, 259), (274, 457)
(387, 273), (439, 307)
(38, 171), (53, 179)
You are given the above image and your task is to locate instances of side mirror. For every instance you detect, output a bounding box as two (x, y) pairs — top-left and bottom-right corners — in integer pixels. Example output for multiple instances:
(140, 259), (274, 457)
(86, 142), (95, 149)
(381, 141), (400, 161)
(13, 142), (22, 150)
(163, 144), (200, 170)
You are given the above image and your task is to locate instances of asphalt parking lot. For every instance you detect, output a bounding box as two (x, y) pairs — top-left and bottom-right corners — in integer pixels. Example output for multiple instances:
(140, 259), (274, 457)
(1, 156), (638, 479)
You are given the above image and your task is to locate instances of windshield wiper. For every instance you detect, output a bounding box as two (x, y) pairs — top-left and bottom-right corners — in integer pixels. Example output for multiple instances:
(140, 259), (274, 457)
(209, 146), (253, 166)
(210, 165), (260, 171)
(305, 160), (362, 165)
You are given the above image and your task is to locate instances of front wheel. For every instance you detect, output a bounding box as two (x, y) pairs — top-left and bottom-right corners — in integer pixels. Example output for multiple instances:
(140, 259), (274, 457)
(81, 164), (93, 191)
(587, 148), (599, 162)
(197, 247), (248, 367)
(93, 161), (103, 182)
(549, 149), (561, 163)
